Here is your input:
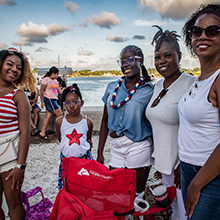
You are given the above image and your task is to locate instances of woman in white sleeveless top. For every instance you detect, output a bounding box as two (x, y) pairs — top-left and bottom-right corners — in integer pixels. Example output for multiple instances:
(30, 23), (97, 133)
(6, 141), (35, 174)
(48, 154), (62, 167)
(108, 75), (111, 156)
(178, 3), (220, 219)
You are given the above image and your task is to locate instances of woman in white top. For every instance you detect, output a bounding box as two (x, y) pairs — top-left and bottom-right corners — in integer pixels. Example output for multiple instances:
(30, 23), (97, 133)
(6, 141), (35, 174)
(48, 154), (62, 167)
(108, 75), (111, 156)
(178, 3), (220, 219)
(146, 26), (195, 220)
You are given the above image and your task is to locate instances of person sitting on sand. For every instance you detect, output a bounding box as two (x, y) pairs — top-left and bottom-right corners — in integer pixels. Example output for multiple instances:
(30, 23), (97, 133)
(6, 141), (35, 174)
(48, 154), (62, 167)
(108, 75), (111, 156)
(56, 83), (93, 189)
(24, 88), (41, 136)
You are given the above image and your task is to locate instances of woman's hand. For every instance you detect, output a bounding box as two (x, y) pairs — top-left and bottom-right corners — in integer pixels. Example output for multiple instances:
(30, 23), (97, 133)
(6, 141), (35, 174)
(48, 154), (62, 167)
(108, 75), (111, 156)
(41, 101), (45, 109)
(185, 181), (201, 218)
(5, 168), (25, 190)
(174, 165), (181, 189)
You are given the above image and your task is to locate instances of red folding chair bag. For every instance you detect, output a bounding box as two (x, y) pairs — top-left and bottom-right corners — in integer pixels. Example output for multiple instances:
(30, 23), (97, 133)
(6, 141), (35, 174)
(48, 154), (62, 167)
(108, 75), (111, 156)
(61, 157), (136, 217)
(49, 189), (118, 220)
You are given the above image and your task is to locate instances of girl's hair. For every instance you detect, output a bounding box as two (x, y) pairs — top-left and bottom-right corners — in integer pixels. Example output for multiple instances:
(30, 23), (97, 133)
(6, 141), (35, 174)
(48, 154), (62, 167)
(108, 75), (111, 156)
(182, 2), (220, 55)
(43, 66), (59, 78)
(151, 25), (181, 54)
(61, 83), (82, 108)
(120, 45), (151, 82)
(0, 49), (37, 92)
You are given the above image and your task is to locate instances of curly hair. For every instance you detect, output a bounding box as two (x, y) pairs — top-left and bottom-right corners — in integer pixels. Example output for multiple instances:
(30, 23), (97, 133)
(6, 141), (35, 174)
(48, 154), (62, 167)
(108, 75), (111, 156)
(151, 25), (181, 54)
(120, 45), (151, 82)
(0, 50), (37, 92)
(182, 2), (220, 56)
(60, 83), (82, 109)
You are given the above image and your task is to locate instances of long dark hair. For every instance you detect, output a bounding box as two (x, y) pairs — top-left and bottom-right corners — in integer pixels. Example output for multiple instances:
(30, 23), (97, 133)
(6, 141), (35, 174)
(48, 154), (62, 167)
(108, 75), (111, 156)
(43, 66), (59, 78)
(182, 2), (220, 56)
(120, 45), (151, 82)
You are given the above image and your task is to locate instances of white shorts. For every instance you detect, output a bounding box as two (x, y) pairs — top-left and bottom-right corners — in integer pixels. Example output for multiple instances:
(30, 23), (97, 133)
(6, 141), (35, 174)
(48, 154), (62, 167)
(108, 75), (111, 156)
(109, 135), (153, 169)
(0, 159), (17, 174)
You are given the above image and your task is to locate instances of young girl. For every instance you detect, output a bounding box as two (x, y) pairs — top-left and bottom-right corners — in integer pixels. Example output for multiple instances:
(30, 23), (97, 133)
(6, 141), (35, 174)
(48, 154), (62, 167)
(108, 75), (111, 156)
(97, 45), (154, 201)
(56, 83), (93, 189)
(0, 48), (36, 219)
(39, 66), (62, 140)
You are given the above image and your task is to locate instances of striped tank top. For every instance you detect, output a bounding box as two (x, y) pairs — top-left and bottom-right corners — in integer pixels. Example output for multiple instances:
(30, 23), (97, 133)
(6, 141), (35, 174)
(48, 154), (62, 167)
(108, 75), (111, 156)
(0, 89), (19, 136)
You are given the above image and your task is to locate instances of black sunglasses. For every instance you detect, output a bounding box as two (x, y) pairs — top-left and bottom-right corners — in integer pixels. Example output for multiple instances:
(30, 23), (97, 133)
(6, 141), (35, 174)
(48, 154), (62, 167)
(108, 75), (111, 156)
(188, 25), (220, 39)
(150, 89), (168, 108)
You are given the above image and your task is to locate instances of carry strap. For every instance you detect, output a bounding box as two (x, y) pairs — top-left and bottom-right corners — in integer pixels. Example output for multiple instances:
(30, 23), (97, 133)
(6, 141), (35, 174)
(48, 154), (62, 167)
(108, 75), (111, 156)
(21, 186), (45, 211)
(113, 208), (135, 217)
(0, 141), (11, 156)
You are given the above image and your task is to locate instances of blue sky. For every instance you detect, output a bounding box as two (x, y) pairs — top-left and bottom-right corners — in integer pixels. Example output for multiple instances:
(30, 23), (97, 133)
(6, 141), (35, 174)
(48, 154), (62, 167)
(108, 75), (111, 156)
(0, 0), (214, 71)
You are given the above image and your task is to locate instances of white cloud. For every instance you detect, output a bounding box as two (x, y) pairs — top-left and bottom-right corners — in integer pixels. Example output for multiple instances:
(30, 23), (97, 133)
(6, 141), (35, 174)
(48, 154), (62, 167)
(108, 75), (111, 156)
(77, 47), (93, 56)
(0, 42), (7, 49)
(64, 1), (80, 15)
(0, 0), (16, 6)
(14, 22), (71, 46)
(35, 47), (52, 52)
(138, 0), (213, 19)
(181, 53), (200, 69)
(86, 11), (120, 29)
(106, 34), (128, 43)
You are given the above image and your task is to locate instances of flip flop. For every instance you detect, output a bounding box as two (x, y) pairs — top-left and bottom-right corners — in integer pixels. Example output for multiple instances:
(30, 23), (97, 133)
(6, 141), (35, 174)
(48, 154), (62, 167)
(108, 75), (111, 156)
(30, 128), (40, 136)
(45, 130), (56, 135)
(39, 134), (50, 140)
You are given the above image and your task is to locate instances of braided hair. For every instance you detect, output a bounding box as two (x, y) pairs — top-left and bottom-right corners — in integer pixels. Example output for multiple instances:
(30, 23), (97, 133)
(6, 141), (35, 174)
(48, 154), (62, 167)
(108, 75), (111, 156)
(182, 2), (220, 56)
(60, 83), (82, 109)
(151, 25), (181, 54)
(120, 45), (151, 82)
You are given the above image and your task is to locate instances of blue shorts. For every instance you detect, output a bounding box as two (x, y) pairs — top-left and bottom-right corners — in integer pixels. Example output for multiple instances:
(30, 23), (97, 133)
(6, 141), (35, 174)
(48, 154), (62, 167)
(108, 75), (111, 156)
(31, 104), (40, 113)
(44, 97), (60, 112)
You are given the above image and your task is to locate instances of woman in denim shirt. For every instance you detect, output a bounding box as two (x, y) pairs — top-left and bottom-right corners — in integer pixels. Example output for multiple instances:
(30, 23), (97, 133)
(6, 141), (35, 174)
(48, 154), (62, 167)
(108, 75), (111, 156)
(97, 45), (154, 196)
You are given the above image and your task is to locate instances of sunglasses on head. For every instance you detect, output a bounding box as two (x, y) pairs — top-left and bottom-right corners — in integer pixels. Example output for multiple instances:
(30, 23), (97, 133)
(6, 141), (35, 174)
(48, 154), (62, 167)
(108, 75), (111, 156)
(7, 47), (26, 60)
(117, 56), (141, 66)
(188, 25), (220, 39)
(150, 88), (168, 108)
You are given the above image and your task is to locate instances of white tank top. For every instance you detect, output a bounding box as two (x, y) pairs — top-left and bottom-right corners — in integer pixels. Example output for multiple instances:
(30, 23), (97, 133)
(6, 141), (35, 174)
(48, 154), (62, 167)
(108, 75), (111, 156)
(60, 115), (90, 157)
(178, 68), (220, 166)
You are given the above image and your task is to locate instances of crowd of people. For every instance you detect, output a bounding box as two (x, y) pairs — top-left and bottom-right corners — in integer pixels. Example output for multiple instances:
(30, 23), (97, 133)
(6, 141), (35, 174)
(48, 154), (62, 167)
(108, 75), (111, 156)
(0, 2), (220, 220)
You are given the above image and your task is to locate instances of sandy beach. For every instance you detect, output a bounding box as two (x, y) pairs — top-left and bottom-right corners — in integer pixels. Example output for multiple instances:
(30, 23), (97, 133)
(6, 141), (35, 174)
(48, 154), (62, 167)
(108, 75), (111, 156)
(2, 133), (163, 219)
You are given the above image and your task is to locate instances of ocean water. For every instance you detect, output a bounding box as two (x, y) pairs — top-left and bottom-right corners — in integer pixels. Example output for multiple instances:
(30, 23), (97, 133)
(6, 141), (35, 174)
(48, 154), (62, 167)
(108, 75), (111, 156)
(67, 76), (119, 107)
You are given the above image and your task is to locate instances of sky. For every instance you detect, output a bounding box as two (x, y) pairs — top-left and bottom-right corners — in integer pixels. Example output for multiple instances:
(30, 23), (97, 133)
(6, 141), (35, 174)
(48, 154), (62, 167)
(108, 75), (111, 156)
(0, 0), (216, 71)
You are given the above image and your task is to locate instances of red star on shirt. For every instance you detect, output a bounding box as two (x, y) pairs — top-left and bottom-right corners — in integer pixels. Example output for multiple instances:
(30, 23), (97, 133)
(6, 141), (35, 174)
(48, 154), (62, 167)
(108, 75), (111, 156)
(66, 129), (83, 146)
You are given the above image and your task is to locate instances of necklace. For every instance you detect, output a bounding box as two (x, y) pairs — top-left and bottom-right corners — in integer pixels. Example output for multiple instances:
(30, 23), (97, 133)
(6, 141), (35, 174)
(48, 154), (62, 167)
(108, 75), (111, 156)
(110, 76), (145, 109)
(0, 84), (13, 92)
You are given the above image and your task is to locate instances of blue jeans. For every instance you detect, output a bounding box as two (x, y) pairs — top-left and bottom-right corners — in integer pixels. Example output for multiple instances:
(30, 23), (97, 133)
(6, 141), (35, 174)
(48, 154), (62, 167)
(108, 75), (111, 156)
(180, 161), (220, 220)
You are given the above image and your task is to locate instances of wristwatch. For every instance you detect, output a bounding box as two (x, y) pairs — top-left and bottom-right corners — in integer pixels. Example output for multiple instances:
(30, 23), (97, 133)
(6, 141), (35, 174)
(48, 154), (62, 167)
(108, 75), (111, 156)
(16, 164), (27, 170)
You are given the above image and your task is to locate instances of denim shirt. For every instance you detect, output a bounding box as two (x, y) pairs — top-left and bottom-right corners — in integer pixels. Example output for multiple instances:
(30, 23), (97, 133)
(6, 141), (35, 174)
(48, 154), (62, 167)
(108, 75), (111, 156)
(102, 79), (154, 142)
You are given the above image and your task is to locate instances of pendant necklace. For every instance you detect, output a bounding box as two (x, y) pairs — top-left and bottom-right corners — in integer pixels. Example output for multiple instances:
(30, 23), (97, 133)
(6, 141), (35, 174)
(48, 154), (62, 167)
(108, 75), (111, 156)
(110, 76), (145, 109)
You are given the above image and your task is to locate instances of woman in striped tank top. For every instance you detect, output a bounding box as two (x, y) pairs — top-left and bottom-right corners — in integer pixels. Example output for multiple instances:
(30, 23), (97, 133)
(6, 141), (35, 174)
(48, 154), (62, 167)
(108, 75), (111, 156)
(0, 48), (36, 219)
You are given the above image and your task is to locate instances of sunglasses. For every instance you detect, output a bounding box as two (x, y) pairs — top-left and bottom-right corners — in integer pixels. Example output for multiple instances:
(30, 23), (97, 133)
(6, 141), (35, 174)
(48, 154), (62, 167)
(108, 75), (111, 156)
(7, 47), (26, 60)
(150, 89), (168, 108)
(188, 25), (220, 39)
(64, 100), (80, 107)
(117, 56), (141, 66)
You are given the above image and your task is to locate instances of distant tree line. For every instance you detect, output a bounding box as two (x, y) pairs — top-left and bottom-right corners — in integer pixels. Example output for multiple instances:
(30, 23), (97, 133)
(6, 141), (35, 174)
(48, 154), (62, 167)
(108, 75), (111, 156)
(32, 68), (201, 77)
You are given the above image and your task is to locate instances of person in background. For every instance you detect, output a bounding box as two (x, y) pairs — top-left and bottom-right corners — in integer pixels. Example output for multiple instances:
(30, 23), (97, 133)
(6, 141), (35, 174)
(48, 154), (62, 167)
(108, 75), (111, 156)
(39, 66), (62, 140)
(57, 76), (67, 112)
(24, 88), (40, 136)
(56, 83), (93, 189)
(146, 26), (195, 220)
(97, 45), (154, 205)
(178, 3), (220, 219)
(0, 48), (36, 219)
